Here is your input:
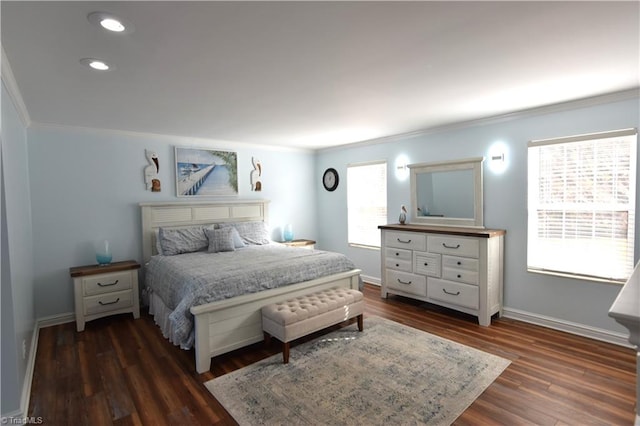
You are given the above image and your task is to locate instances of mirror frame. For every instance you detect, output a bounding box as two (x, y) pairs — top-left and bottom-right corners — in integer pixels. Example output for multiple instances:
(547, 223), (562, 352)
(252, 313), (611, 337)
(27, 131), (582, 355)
(408, 157), (484, 228)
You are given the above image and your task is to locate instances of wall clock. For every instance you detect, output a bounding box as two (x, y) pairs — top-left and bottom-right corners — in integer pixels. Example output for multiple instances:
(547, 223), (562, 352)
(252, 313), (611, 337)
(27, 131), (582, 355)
(322, 168), (339, 192)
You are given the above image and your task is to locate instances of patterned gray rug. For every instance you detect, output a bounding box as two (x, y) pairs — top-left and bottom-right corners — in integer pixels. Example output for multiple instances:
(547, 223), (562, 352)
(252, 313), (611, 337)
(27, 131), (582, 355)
(205, 316), (510, 425)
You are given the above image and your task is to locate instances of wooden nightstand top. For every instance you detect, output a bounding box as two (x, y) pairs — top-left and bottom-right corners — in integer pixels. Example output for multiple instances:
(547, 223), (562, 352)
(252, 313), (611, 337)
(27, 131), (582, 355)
(282, 239), (316, 247)
(70, 260), (141, 277)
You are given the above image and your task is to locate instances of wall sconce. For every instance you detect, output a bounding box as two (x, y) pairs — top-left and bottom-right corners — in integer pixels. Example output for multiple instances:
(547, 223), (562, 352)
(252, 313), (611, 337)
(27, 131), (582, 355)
(395, 154), (410, 180)
(488, 142), (508, 174)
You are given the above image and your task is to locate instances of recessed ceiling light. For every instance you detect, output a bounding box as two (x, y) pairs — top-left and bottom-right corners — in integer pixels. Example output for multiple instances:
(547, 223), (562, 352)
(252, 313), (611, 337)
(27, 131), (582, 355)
(80, 58), (113, 71)
(100, 18), (125, 32)
(87, 12), (134, 34)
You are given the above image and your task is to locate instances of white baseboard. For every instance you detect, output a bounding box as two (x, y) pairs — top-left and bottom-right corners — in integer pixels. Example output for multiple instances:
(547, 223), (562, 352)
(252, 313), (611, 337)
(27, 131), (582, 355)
(502, 307), (633, 348)
(37, 312), (75, 328)
(5, 312), (76, 420)
(361, 275), (380, 286)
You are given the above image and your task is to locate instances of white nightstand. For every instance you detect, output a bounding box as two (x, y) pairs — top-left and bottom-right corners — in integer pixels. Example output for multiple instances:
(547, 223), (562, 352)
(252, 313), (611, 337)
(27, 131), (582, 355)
(282, 239), (316, 250)
(70, 260), (141, 332)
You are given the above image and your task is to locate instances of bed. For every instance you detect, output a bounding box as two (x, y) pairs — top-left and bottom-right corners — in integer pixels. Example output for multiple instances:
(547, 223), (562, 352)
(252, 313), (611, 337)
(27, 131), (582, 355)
(140, 200), (362, 373)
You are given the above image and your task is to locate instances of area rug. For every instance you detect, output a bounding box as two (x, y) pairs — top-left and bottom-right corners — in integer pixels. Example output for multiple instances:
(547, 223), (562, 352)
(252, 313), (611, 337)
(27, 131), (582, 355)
(205, 316), (510, 425)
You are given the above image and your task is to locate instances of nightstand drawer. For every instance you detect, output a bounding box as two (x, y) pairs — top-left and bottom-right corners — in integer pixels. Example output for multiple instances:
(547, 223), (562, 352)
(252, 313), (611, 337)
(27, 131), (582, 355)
(84, 290), (133, 316)
(83, 271), (133, 296)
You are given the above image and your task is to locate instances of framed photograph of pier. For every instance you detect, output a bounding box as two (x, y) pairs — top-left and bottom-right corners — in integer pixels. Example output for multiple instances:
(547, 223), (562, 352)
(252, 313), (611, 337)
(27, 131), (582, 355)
(175, 147), (238, 197)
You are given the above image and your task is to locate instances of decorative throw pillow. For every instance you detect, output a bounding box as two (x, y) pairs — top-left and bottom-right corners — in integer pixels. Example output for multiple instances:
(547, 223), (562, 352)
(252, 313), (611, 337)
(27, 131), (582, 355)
(158, 226), (209, 256)
(219, 221), (270, 245)
(229, 227), (245, 248)
(205, 227), (236, 253)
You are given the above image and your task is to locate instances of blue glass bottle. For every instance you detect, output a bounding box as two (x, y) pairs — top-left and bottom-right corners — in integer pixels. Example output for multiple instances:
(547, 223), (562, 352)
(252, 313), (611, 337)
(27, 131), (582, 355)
(283, 224), (294, 242)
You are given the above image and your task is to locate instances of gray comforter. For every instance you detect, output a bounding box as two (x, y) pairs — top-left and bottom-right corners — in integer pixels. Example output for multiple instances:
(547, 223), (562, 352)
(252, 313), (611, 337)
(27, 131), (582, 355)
(145, 244), (358, 348)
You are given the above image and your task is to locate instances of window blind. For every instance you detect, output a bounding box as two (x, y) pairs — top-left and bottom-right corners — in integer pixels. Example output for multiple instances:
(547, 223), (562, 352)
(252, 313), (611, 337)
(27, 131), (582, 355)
(527, 128), (637, 282)
(347, 161), (387, 248)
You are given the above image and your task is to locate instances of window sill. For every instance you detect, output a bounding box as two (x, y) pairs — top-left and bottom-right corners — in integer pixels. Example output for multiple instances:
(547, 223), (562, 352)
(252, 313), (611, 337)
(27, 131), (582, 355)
(527, 268), (626, 286)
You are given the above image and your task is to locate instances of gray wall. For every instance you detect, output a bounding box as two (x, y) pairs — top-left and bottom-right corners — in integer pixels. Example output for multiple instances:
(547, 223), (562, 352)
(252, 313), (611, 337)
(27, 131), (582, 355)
(316, 95), (640, 334)
(1, 82), (36, 416)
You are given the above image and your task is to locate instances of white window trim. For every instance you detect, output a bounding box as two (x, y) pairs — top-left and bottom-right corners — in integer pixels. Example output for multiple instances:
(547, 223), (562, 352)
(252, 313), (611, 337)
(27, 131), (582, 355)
(347, 160), (387, 249)
(527, 128), (637, 284)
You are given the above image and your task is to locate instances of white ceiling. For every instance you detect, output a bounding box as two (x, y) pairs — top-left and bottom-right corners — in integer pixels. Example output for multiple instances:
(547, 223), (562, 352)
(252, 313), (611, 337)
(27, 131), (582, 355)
(2, 1), (638, 150)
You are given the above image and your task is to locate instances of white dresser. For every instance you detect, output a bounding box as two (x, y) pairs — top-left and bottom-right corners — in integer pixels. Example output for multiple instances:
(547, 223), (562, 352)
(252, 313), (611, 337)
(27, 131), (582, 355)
(379, 224), (505, 326)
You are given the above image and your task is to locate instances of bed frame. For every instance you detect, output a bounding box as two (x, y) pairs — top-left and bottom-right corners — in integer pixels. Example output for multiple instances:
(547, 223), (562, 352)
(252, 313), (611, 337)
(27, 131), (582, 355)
(140, 200), (361, 373)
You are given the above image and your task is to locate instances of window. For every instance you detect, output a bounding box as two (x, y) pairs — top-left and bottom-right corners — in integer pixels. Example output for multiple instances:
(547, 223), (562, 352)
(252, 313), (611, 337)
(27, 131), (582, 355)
(527, 128), (637, 282)
(347, 161), (387, 248)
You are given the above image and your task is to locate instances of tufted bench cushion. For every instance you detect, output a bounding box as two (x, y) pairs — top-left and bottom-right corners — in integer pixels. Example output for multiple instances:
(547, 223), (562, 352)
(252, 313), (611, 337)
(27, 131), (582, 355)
(262, 287), (364, 363)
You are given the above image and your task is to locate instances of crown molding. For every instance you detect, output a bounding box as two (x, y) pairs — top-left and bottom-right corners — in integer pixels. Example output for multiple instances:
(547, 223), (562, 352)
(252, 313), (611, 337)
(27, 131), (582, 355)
(30, 122), (314, 154)
(318, 88), (640, 153)
(1, 45), (31, 127)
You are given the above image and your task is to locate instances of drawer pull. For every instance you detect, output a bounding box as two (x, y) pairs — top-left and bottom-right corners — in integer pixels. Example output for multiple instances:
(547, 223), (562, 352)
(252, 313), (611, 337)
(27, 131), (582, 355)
(395, 252), (400, 256)
(395, 264), (400, 267)
(97, 279), (119, 287)
(397, 238), (412, 244)
(442, 243), (461, 249)
(397, 279), (412, 285)
(457, 261), (462, 265)
(442, 289), (460, 296)
(457, 274), (462, 278)
(98, 298), (120, 306)
(423, 262), (428, 266)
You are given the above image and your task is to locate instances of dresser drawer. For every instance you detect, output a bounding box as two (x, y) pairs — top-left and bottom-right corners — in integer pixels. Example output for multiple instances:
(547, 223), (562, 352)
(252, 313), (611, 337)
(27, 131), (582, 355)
(428, 278), (479, 309)
(414, 252), (441, 277)
(385, 258), (412, 273)
(386, 270), (427, 296)
(427, 235), (479, 258)
(83, 271), (133, 296)
(384, 231), (426, 251)
(442, 255), (479, 272)
(84, 289), (133, 316)
(385, 247), (412, 262)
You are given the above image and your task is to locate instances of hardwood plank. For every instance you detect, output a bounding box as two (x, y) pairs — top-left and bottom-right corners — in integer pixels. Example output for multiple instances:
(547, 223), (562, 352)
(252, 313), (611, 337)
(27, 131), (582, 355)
(28, 283), (637, 425)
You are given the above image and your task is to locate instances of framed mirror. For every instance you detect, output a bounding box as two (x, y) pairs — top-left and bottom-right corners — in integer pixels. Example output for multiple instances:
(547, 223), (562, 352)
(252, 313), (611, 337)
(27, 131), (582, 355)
(409, 157), (484, 228)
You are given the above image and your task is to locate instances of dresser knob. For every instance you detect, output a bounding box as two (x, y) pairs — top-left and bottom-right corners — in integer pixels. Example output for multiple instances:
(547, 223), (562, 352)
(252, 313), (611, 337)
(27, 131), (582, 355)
(424, 263), (428, 266)
(457, 274), (462, 278)
(457, 261), (461, 265)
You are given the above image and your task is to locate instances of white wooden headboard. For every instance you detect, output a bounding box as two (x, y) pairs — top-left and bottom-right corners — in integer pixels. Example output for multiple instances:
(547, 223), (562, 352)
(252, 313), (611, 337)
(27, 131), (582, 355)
(140, 200), (270, 263)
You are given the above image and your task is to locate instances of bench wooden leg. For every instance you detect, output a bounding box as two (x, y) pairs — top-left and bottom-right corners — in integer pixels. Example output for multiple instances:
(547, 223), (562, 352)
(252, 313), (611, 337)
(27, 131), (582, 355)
(283, 342), (290, 364)
(357, 314), (363, 332)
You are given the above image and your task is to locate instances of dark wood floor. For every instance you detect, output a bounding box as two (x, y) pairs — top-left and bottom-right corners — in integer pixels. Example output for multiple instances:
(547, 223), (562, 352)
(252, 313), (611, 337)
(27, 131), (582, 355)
(29, 283), (637, 425)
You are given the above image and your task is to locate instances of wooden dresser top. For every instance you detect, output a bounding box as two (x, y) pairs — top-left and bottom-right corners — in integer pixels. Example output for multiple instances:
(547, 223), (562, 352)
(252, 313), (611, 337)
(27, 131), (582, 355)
(378, 224), (506, 238)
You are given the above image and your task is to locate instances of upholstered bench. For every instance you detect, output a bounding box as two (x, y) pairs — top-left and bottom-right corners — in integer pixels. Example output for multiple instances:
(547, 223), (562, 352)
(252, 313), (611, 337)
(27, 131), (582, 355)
(261, 287), (364, 363)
